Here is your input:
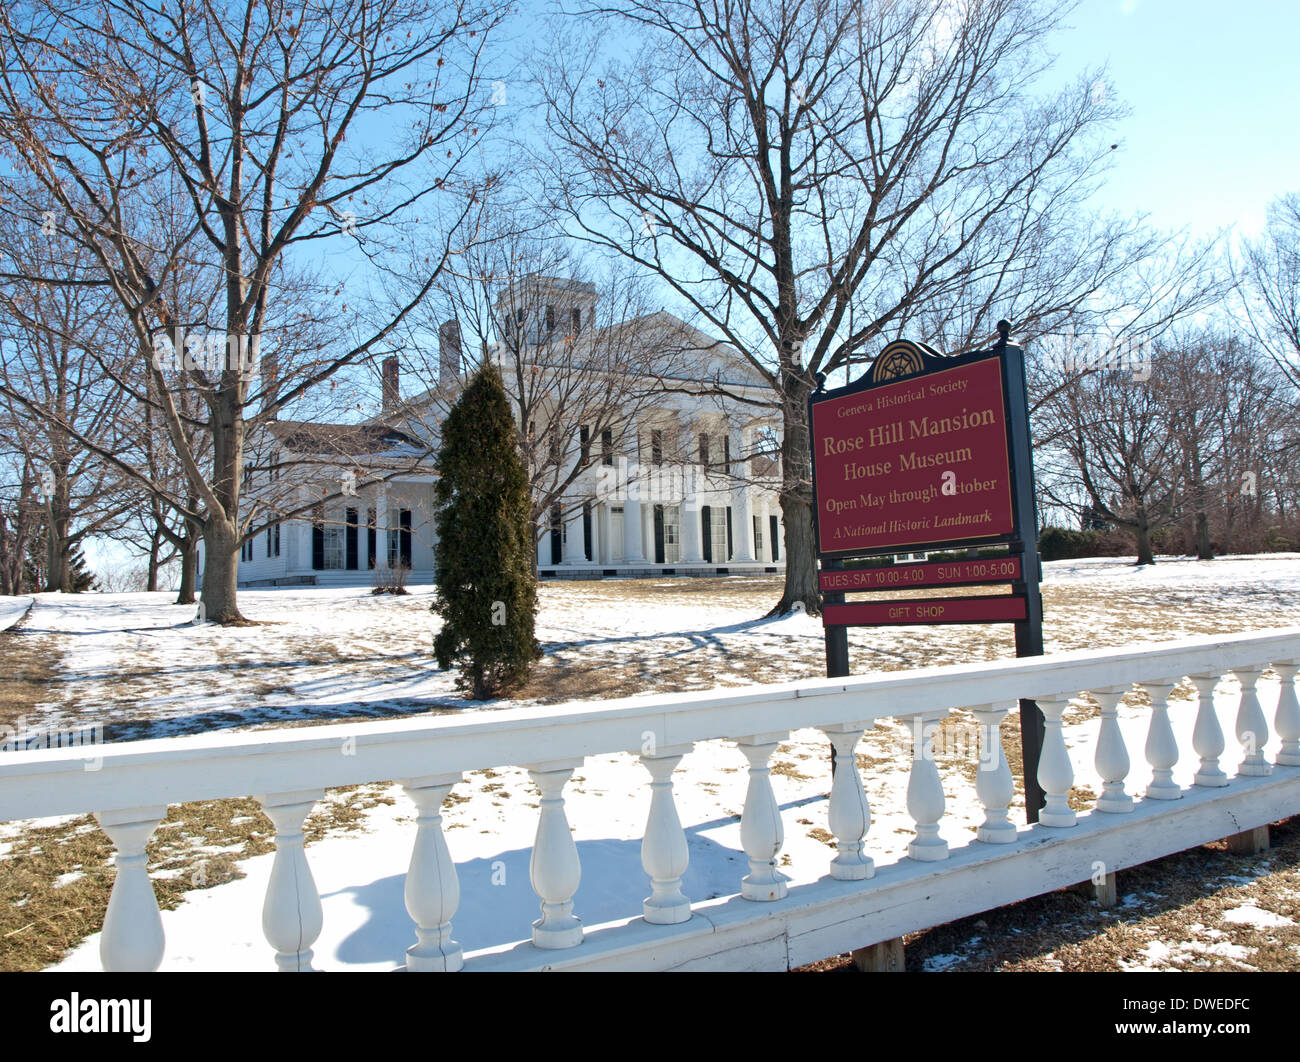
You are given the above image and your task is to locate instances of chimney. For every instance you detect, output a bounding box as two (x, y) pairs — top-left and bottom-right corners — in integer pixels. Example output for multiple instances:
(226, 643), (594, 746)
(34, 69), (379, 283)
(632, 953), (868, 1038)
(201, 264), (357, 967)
(439, 319), (462, 386)
(382, 355), (399, 415)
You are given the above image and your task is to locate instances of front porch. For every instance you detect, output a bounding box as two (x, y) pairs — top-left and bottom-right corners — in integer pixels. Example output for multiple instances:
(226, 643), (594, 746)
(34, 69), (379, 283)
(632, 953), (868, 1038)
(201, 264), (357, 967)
(539, 493), (787, 573)
(235, 477), (436, 589)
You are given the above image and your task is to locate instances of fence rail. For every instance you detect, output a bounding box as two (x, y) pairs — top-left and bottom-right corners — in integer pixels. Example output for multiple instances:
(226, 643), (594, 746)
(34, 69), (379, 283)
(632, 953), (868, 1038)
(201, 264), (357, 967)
(2, 625), (1298, 971)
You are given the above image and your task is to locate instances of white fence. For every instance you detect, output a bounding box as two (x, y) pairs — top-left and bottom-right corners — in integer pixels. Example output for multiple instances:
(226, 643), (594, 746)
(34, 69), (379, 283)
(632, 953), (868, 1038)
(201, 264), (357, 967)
(1, 626), (1297, 971)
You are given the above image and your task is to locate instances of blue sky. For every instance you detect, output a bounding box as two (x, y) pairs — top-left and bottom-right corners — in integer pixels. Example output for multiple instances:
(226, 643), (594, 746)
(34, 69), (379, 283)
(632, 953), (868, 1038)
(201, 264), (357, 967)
(80, 0), (1299, 579)
(1048, 0), (1299, 238)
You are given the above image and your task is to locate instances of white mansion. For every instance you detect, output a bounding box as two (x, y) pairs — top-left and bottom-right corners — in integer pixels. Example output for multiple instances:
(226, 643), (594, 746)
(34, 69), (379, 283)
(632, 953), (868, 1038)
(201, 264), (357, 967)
(225, 276), (786, 587)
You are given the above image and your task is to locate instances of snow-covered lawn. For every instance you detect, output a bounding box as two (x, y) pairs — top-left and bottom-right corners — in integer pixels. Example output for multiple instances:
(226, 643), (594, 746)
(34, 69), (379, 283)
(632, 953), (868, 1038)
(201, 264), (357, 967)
(12, 553), (1300, 744)
(0, 596), (31, 632)
(2, 552), (1298, 971)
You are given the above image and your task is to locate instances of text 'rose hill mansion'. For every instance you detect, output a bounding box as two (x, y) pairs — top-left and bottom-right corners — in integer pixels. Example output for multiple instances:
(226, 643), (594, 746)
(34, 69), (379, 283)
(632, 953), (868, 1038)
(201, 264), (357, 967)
(219, 275), (787, 588)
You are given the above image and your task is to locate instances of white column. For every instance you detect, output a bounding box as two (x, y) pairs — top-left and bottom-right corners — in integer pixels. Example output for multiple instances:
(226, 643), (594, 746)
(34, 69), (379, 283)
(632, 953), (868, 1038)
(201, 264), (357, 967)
(1142, 680), (1181, 800)
(298, 518), (312, 573)
(1093, 687), (1134, 811)
(527, 761), (584, 948)
(376, 486), (390, 570)
(822, 723), (874, 878)
(681, 500), (703, 563)
(623, 498), (644, 563)
(731, 486), (754, 562)
(972, 704), (1016, 842)
(1275, 661), (1300, 766)
(562, 505), (585, 564)
(737, 732), (790, 900)
(639, 744), (693, 924)
(1036, 695), (1076, 827)
(96, 806), (167, 971)
(1191, 673), (1228, 787)
(1233, 667), (1271, 776)
(401, 774), (463, 972)
(906, 713), (949, 859)
(256, 789), (325, 971)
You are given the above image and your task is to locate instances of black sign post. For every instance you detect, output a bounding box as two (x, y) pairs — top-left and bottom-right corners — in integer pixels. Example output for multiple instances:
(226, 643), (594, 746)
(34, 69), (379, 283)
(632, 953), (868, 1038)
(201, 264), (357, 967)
(811, 322), (1046, 823)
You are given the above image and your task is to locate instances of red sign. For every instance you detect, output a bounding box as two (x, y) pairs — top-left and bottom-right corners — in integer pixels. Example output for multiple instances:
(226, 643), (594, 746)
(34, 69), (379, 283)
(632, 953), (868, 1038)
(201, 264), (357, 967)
(819, 556), (1022, 593)
(823, 594), (1028, 627)
(811, 356), (1016, 556)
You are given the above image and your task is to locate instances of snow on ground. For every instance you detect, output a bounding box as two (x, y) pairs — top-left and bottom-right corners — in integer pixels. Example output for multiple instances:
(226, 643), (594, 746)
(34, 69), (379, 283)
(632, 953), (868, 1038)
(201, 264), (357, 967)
(0, 596), (32, 632)
(2, 552), (1297, 970)
(13, 552), (1300, 745)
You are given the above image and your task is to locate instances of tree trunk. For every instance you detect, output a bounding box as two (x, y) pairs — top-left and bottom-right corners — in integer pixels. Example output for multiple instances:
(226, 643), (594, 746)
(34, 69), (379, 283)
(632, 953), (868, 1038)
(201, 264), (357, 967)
(44, 508), (71, 593)
(176, 530), (198, 605)
(199, 518), (247, 623)
(769, 371), (820, 616)
(1134, 516), (1155, 566)
(199, 388), (250, 624)
(146, 528), (162, 592)
(1194, 510), (1212, 560)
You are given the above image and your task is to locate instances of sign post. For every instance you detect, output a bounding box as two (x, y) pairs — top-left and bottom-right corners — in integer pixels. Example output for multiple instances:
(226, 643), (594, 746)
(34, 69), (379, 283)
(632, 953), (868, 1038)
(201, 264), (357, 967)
(810, 322), (1046, 823)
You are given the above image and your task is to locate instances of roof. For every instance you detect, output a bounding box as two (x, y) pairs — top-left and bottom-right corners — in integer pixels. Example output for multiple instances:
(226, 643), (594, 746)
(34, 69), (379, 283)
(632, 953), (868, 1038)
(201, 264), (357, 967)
(268, 420), (426, 456)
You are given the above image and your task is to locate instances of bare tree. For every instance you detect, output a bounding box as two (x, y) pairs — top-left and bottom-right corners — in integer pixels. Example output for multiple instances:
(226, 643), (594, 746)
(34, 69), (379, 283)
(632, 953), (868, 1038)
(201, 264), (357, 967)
(1038, 347), (1183, 565)
(0, 213), (138, 592)
(531, 0), (1149, 612)
(1238, 191), (1300, 392)
(0, 0), (506, 622)
(0, 456), (44, 596)
(398, 222), (726, 571)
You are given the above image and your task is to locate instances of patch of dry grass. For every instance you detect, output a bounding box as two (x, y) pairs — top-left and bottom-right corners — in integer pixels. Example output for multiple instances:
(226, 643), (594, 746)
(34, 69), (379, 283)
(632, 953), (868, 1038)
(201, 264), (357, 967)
(0, 781), (400, 972)
(798, 815), (1300, 973)
(0, 625), (61, 733)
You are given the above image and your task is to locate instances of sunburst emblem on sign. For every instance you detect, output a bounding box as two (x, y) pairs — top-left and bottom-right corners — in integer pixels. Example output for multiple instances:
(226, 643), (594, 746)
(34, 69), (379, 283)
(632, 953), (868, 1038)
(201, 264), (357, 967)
(871, 340), (928, 382)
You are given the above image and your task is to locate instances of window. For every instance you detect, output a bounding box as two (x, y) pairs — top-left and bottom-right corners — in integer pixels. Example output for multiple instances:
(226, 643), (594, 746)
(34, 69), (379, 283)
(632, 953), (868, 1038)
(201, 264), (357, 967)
(266, 528), (272, 557)
(571, 307), (581, 333)
(723, 435), (731, 475)
(274, 523), (281, 557)
(545, 304), (556, 332)
(312, 504), (325, 570)
(651, 428), (663, 466)
(662, 505), (681, 563)
(323, 523), (345, 570)
(242, 538), (253, 562)
(601, 428), (614, 466)
(753, 515), (764, 556)
(387, 507), (402, 568)
(579, 425), (590, 467)
(709, 507), (728, 561)
(699, 432), (710, 467)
